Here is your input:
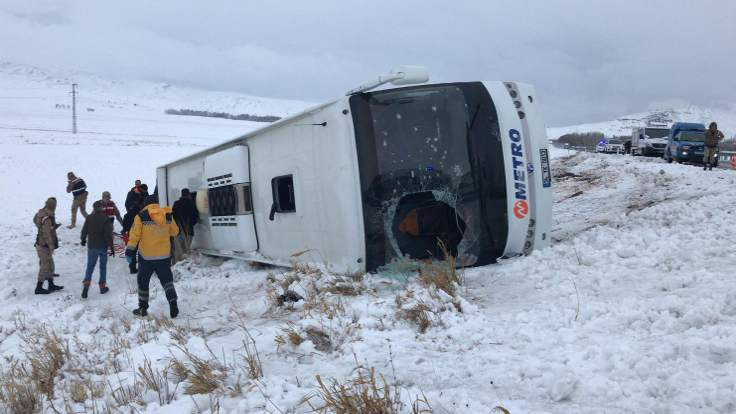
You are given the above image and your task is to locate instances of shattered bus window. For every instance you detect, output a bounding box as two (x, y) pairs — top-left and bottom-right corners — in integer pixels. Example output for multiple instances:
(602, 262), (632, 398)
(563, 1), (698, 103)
(351, 82), (508, 271)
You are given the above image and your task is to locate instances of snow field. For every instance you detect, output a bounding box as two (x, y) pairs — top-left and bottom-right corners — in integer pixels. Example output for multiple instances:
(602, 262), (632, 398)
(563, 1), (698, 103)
(2, 143), (736, 413)
(1, 62), (736, 413)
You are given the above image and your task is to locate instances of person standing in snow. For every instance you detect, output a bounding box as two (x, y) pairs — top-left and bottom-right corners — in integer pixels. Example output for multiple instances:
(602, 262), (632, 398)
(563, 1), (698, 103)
(66, 172), (89, 229)
(703, 122), (725, 171)
(172, 188), (199, 261)
(80, 201), (114, 298)
(121, 185), (147, 274)
(125, 195), (180, 318)
(33, 197), (64, 294)
(100, 191), (124, 227)
(125, 180), (146, 213)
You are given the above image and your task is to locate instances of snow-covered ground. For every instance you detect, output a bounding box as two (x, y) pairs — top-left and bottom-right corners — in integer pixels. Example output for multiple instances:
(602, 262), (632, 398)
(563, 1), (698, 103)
(1, 65), (736, 413)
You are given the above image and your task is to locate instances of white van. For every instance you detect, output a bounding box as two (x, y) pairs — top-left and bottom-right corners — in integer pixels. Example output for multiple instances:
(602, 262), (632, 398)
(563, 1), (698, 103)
(156, 67), (553, 273)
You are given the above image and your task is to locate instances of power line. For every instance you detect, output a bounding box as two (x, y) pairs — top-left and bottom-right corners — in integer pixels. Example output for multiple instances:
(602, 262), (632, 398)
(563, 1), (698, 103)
(71, 83), (78, 134)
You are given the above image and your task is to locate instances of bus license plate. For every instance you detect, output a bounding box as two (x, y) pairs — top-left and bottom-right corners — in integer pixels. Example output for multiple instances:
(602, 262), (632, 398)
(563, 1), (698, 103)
(540, 149), (551, 188)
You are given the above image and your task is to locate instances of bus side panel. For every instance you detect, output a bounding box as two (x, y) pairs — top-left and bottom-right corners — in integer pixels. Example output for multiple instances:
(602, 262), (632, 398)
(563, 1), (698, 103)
(248, 101), (365, 273)
(515, 83), (552, 250)
(483, 81), (529, 257)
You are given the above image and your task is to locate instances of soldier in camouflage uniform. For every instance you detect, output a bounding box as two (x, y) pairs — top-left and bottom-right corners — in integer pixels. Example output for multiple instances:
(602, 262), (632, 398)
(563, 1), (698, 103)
(703, 122), (725, 171)
(33, 197), (64, 294)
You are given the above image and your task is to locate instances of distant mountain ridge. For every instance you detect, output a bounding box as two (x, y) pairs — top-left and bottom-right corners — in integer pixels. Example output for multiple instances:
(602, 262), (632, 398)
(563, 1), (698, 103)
(547, 105), (736, 140)
(0, 60), (310, 118)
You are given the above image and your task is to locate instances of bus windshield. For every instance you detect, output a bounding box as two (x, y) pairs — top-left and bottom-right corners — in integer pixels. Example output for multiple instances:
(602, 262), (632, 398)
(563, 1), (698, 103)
(350, 82), (508, 271)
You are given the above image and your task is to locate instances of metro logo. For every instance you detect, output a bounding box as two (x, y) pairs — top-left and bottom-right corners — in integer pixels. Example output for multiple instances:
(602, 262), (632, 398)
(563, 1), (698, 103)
(509, 128), (527, 206)
(513, 200), (528, 219)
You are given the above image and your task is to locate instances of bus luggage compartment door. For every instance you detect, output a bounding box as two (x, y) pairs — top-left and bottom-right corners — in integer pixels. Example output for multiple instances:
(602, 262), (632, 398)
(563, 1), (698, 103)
(204, 145), (258, 253)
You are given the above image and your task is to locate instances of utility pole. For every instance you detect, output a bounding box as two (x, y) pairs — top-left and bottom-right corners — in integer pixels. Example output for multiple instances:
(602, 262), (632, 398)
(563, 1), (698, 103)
(71, 83), (78, 134)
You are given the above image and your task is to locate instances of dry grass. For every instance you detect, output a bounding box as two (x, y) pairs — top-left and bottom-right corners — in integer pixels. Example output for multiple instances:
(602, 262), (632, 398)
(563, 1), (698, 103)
(169, 358), (190, 383)
(137, 355), (178, 405)
(167, 343), (227, 396)
(303, 294), (346, 320)
(275, 323), (304, 350)
(400, 302), (432, 334)
(69, 380), (88, 403)
(0, 360), (40, 414)
(291, 262), (323, 277)
(108, 376), (144, 407)
(243, 337), (263, 380)
(23, 326), (69, 398)
(418, 240), (465, 298)
(303, 367), (402, 414)
(323, 281), (363, 296)
(419, 258), (459, 298)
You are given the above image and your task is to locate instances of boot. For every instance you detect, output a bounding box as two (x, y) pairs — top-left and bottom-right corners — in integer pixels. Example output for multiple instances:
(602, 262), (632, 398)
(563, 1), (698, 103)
(35, 282), (50, 295)
(67, 224), (76, 229)
(53, 273), (59, 277)
(81, 286), (88, 299)
(169, 301), (179, 319)
(704, 164), (707, 170)
(133, 307), (148, 317)
(100, 283), (109, 295)
(47, 280), (63, 292)
(709, 165), (713, 171)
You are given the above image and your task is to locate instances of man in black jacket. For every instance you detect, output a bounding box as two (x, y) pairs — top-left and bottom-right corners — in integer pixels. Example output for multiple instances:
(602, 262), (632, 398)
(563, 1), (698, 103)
(172, 188), (199, 260)
(66, 172), (89, 229)
(125, 181), (148, 213)
(80, 201), (114, 298)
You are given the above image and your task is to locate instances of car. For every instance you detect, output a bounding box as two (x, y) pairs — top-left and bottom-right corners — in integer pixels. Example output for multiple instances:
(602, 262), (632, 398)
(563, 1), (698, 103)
(663, 122), (717, 166)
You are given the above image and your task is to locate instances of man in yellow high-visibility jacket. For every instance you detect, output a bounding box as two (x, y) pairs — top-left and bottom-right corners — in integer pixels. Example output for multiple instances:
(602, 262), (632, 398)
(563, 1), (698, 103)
(125, 195), (180, 318)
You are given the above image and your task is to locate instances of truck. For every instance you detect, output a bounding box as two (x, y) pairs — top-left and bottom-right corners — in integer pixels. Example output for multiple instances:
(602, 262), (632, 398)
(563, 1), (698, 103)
(155, 66), (553, 273)
(631, 122), (670, 156)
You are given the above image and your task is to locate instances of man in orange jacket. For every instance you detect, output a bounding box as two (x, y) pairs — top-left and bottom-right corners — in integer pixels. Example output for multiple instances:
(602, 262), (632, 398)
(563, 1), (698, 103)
(125, 195), (180, 318)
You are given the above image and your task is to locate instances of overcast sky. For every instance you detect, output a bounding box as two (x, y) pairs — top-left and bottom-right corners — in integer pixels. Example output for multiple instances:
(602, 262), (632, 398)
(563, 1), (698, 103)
(1, 0), (734, 126)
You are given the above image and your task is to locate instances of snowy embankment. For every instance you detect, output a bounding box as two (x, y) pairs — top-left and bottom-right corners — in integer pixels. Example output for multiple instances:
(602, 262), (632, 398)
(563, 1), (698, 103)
(546, 104), (736, 140)
(2, 134), (736, 413)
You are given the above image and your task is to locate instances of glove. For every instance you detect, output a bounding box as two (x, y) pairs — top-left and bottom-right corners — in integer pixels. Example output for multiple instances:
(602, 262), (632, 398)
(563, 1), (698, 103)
(125, 247), (136, 264)
(81, 240), (86, 247)
(109, 248), (115, 257)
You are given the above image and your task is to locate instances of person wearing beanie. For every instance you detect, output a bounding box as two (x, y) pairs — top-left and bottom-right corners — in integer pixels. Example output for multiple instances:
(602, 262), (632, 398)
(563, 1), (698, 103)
(33, 197), (64, 294)
(66, 171), (89, 229)
(125, 195), (181, 318)
(80, 201), (115, 298)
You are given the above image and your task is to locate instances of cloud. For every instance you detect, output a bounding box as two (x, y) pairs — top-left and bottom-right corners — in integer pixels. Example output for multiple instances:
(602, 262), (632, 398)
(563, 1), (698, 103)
(1, 0), (734, 126)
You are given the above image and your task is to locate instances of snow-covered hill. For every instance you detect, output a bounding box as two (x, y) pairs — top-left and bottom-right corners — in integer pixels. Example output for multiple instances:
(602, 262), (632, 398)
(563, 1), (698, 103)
(547, 105), (736, 140)
(0, 61), (311, 148)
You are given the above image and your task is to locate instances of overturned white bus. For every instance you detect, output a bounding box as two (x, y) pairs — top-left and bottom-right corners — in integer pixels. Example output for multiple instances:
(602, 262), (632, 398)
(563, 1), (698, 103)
(156, 67), (552, 273)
